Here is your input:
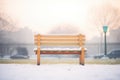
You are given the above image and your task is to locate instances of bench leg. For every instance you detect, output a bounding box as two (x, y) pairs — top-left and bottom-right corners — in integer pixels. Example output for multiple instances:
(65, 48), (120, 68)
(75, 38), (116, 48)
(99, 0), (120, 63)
(37, 48), (40, 65)
(80, 48), (85, 65)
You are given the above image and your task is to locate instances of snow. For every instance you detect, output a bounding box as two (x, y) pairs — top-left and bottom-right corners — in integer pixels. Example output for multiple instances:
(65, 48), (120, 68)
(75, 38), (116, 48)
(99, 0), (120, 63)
(0, 64), (120, 80)
(34, 47), (81, 51)
(34, 46), (87, 51)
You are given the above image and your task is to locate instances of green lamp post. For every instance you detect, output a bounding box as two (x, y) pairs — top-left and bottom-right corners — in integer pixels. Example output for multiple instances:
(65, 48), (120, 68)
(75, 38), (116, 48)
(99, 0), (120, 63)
(103, 26), (108, 55)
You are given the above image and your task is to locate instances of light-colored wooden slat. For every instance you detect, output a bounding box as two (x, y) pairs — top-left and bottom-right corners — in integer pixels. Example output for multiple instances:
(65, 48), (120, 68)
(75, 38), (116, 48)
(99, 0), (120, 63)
(34, 35), (40, 39)
(40, 40), (79, 44)
(79, 35), (85, 40)
(40, 38), (79, 41)
(40, 35), (79, 39)
(34, 42), (40, 46)
(40, 43), (79, 46)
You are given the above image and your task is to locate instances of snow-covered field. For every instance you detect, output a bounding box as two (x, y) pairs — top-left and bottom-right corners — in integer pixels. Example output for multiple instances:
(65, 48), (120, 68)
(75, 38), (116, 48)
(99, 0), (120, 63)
(0, 64), (120, 80)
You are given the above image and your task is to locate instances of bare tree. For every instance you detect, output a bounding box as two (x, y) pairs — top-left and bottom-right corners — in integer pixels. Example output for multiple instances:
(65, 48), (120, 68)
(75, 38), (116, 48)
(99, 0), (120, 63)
(89, 4), (120, 54)
(91, 4), (120, 31)
(0, 13), (17, 31)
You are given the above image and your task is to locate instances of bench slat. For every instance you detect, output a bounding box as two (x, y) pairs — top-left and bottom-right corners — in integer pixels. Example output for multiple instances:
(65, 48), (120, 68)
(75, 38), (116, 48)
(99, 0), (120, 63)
(40, 51), (80, 54)
(40, 35), (79, 39)
(40, 43), (79, 46)
(40, 40), (79, 43)
(40, 38), (79, 41)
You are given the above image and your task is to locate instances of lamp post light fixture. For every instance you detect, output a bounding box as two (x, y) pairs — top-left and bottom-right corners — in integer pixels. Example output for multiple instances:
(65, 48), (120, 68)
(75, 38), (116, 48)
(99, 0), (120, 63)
(103, 25), (108, 55)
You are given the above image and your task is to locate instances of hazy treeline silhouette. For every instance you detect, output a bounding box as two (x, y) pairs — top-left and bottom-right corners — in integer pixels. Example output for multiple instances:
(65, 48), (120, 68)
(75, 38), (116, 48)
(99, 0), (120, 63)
(0, 27), (34, 44)
(0, 26), (120, 44)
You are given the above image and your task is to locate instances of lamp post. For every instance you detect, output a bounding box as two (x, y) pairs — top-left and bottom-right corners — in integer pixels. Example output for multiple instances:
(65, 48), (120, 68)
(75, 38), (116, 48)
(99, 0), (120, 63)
(103, 26), (108, 55)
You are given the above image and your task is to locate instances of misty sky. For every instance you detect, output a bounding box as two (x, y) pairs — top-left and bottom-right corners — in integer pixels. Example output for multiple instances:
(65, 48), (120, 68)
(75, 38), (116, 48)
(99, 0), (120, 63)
(0, 0), (120, 40)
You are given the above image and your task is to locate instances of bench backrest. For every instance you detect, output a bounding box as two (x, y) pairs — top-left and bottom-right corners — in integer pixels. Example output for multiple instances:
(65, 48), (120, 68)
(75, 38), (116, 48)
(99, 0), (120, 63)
(34, 34), (85, 47)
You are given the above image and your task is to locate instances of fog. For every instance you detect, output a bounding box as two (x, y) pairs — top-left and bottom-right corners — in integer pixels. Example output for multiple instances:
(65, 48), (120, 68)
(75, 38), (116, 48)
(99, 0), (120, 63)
(0, 0), (120, 58)
(48, 24), (81, 34)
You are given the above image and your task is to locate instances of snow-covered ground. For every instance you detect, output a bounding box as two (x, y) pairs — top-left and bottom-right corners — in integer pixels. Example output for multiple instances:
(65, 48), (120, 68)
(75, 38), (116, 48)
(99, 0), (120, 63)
(0, 64), (120, 80)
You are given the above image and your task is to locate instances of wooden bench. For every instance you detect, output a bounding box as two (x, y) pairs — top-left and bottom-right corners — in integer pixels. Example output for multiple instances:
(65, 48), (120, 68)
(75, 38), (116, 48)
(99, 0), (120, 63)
(34, 34), (86, 65)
